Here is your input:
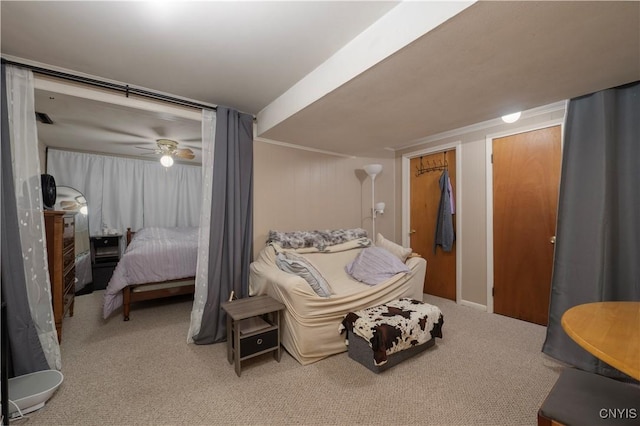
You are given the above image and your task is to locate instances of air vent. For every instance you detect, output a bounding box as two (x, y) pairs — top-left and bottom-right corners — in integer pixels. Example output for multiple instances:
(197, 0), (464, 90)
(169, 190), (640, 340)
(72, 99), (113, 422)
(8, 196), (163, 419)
(35, 112), (54, 124)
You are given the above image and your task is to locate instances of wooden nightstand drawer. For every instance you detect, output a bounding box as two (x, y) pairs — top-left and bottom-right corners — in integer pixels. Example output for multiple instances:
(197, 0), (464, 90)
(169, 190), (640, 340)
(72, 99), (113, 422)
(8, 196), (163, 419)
(239, 329), (278, 358)
(93, 236), (119, 247)
(91, 235), (122, 264)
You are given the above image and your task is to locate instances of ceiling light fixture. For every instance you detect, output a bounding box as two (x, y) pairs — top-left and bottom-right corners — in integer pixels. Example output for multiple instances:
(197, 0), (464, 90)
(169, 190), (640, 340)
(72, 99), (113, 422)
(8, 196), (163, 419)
(501, 111), (522, 123)
(160, 154), (174, 168)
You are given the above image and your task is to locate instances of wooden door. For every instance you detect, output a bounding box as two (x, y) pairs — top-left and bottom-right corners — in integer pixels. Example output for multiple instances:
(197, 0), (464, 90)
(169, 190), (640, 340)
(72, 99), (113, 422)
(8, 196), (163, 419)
(410, 150), (456, 300)
(493, 126), (562, 325)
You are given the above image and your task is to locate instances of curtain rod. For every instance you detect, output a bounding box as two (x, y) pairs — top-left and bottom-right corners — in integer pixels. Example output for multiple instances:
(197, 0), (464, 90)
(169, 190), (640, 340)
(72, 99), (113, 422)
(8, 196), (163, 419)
(1, 58), (217, 112)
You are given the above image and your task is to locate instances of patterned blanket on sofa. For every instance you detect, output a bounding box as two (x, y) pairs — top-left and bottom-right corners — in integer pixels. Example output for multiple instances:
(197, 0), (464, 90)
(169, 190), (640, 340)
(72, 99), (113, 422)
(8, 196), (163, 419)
(339, 298), (444, 366)
(267, 228), (368, 251)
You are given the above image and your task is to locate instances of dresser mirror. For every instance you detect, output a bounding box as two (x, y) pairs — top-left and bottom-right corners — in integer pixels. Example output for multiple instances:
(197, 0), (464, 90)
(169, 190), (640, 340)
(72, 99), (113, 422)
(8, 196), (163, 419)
(53, 186), (92, 293)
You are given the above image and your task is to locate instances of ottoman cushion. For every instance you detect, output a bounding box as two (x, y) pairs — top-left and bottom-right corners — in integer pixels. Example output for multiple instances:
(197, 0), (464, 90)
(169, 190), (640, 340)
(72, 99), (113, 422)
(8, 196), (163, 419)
(339, 298), (443, 366)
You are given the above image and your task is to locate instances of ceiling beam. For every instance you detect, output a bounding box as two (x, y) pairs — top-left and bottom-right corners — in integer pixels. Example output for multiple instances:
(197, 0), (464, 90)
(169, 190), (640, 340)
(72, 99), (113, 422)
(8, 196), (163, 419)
(256, 1), (475, 137)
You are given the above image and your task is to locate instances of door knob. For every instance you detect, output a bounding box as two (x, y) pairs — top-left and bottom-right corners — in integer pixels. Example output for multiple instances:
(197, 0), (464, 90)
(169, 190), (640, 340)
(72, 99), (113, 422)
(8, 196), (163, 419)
(409, 229), (417, 235)
(550, 236), (556, 244)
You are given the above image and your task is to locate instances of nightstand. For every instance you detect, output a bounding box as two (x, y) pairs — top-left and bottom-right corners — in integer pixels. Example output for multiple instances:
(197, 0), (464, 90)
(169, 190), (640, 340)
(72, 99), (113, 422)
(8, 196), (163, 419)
(90, 234), (122, 290)
(221, 295), (285, 377)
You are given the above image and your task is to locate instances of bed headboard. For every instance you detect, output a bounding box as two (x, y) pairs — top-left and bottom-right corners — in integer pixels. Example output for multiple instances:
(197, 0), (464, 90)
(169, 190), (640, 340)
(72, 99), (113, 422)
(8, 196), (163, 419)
(126, 228), (135, 246)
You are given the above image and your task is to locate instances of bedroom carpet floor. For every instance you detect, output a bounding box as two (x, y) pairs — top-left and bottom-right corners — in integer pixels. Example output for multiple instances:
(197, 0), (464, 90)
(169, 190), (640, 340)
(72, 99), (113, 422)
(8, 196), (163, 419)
(18, 291), (565, 425)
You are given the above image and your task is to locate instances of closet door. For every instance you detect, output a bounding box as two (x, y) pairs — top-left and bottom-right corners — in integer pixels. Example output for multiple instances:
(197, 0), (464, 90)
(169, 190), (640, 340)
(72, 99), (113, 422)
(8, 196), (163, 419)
(492, 126), (561, 325)
(409, 150), (456, 300)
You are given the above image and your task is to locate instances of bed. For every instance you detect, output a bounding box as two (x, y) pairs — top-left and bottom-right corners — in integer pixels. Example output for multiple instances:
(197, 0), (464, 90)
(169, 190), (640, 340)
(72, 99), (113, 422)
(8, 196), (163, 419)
(102, 227), (197, 320)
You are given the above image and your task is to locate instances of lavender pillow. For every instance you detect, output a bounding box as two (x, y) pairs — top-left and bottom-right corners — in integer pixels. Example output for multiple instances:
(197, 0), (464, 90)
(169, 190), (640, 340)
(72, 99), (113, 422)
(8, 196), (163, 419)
(345, 247), (411, 286)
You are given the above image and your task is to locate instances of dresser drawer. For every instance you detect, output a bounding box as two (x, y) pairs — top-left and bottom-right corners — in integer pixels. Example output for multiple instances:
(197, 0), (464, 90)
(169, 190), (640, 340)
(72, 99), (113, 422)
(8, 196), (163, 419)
(240, 329), (278, 358)
(64, 266), (76, 295)
(63, 285), (74, 317)
(63, 215), (74, 246)
(63, 245), (75, 272)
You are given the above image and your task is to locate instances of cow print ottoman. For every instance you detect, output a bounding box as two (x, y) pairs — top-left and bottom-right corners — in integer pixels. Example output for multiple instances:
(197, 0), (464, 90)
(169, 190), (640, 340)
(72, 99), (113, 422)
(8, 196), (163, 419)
(339, 298), (444, 373)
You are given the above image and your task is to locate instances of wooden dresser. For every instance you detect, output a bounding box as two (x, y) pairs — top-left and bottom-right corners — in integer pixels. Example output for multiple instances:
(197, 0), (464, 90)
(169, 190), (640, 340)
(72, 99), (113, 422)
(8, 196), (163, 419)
(44, 210), (75, 342)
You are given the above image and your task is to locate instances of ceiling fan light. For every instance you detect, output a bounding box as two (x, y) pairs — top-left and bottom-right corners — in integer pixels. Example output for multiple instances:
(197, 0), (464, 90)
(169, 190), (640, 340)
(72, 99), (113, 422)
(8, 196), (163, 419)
(160, 154), (174, 167)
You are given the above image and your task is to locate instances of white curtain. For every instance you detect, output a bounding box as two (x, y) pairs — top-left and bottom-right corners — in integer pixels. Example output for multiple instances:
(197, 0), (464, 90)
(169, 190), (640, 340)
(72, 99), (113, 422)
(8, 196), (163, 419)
(142, 162), (202, 227)
(47, 149), (202, 235)
(102, 156), (144, 233)
(6, 65), (61, 369)
(188, 109), (216, 342)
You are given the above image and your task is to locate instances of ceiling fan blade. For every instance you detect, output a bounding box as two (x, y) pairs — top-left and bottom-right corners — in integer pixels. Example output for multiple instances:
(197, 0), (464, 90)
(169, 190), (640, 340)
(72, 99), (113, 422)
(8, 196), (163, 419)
(112, 141), (149, 146)
(175, 152), (195, 160)
(174, 148), (195, 159)
(135, 146), (160, 153)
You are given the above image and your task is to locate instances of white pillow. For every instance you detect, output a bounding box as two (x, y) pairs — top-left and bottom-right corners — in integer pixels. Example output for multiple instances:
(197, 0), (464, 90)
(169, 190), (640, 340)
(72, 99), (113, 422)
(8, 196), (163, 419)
(376, 233), (412, 262)
(275, 252), (332, 297)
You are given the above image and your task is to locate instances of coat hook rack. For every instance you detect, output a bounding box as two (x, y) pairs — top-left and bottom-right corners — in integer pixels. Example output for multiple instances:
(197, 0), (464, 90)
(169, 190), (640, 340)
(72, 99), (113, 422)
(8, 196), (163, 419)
(415, 155), (449, 177)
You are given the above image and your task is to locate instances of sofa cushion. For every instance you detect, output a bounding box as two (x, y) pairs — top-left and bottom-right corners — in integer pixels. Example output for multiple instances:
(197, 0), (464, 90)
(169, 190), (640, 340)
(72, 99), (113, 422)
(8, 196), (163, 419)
(376, 233), (412, 262)
(275, 252), (332, 297)
(345, 247), (411, 285)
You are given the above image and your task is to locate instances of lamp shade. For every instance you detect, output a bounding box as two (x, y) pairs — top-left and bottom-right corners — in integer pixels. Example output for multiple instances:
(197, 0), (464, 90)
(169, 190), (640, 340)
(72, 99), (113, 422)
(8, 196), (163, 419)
(363, 163), (383, 178)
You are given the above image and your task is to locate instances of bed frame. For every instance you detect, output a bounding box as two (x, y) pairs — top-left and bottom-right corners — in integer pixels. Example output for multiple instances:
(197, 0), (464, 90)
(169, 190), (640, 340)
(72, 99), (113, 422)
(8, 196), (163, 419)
(122, 228), (196, 321)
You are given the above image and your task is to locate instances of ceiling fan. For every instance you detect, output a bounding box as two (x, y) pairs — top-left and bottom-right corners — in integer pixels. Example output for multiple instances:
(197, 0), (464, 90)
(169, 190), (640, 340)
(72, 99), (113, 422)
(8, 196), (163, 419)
(136, 139), (195, 167)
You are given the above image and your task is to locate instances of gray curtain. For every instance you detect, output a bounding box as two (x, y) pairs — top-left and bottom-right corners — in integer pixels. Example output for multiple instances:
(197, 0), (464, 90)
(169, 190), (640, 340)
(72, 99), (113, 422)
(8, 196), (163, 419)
(1, 62), (50, 376)
(542, 81), (640, 379)
(193, 106), (253, 344)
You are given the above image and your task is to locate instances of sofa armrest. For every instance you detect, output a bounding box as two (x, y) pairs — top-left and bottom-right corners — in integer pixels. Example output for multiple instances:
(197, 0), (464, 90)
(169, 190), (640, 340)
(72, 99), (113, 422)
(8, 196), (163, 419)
(405, 256), (426, 300)
(249, 259), (316, 298)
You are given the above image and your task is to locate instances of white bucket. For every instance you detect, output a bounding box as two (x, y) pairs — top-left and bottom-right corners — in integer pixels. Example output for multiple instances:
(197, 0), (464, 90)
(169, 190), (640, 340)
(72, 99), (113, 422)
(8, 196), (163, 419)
(2, 369), (63, 417)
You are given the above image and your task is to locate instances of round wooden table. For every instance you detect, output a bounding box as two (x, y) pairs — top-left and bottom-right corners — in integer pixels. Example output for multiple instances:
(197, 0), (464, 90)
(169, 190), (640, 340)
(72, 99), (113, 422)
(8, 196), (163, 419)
(561, 301), (640, 380)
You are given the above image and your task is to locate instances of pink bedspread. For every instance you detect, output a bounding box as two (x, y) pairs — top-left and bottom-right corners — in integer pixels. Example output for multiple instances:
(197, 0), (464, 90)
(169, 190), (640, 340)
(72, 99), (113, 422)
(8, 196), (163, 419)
(103, 227), (198, 319)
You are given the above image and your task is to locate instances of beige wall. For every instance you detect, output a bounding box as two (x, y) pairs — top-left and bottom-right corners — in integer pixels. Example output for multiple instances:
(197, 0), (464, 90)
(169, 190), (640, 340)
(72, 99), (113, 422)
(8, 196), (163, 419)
(254, 106), (565, 307)
(253, 141), (396, 258)
(394, 107), (566, 308)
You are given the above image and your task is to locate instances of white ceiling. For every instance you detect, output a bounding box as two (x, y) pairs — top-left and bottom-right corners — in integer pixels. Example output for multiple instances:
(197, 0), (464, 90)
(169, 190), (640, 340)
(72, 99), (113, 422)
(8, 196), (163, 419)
(2, 1), (639, 161)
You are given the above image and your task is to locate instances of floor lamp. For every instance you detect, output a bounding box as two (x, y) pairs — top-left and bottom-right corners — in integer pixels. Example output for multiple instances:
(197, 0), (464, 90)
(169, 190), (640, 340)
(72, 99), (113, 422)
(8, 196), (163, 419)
(364, 164), (385, 240)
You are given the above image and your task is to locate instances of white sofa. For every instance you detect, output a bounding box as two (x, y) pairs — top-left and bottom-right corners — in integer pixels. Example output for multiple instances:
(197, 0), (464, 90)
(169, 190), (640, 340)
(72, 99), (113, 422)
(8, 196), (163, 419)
(249, 232), (426, 365)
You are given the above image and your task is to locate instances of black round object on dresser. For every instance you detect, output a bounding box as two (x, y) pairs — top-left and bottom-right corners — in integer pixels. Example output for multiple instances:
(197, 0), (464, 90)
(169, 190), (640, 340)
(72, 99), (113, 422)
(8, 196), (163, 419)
(41, 174), (57, 208)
